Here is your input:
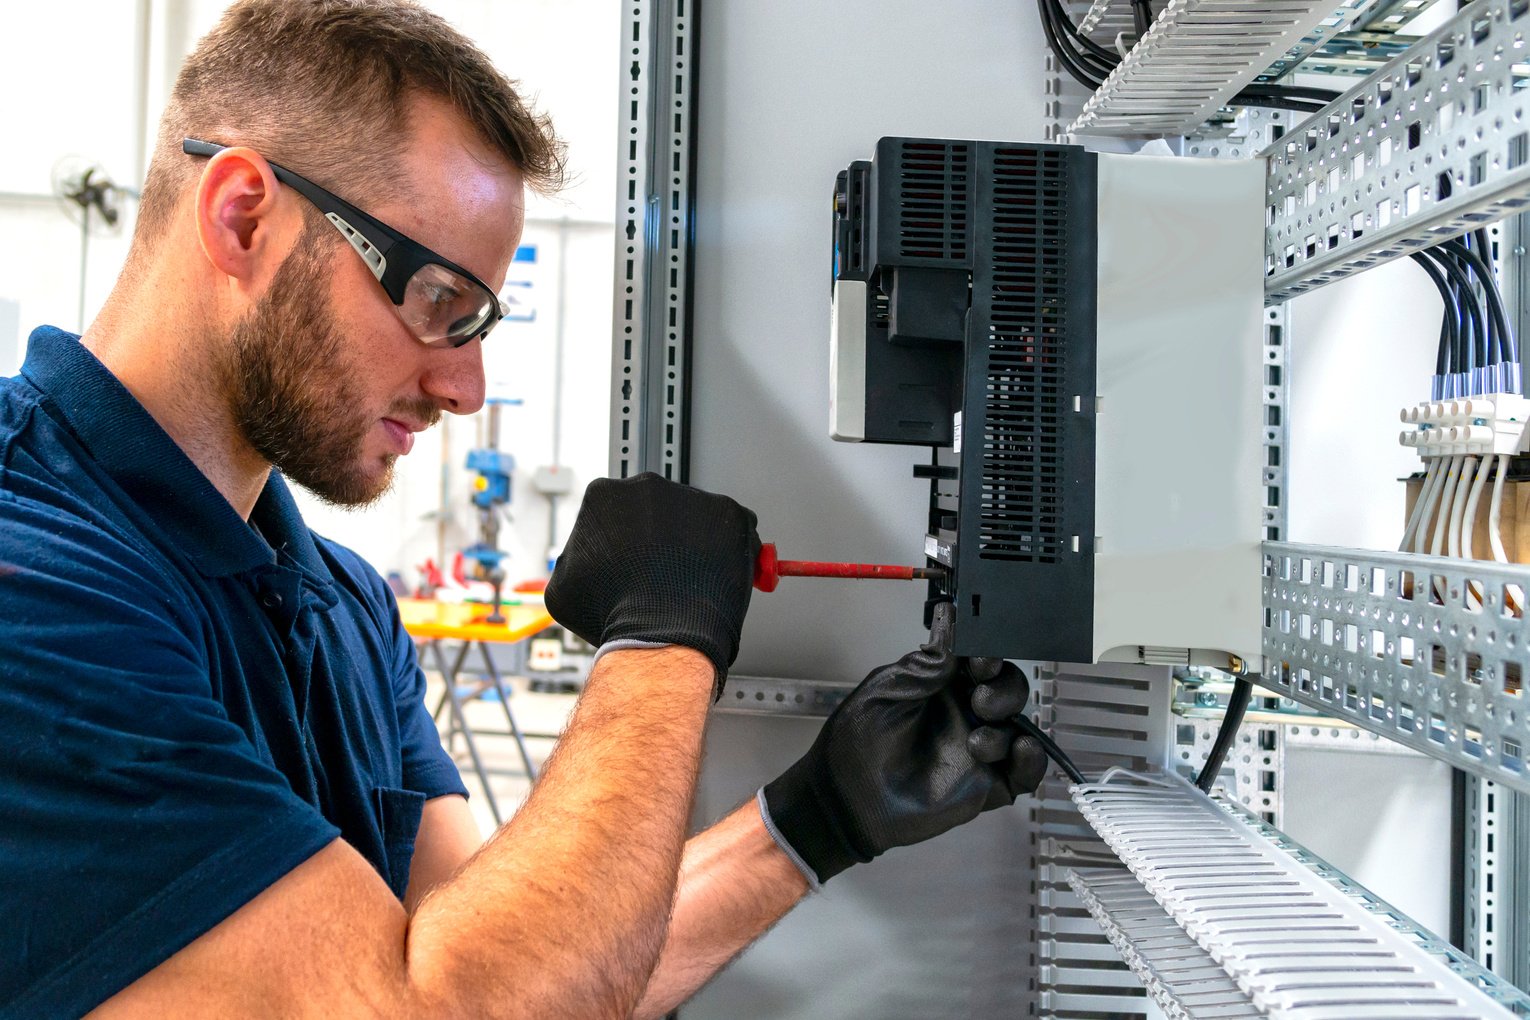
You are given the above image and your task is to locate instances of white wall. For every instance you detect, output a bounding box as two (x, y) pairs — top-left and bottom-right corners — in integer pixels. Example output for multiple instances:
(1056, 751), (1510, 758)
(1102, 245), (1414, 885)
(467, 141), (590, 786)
(0, 0), (619, 584)
(1287, 258), (1444, 549)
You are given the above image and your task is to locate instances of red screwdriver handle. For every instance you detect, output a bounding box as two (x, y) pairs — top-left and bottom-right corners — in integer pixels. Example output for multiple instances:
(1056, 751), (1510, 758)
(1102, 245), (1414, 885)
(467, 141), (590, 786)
(753, 542), (942, 592)
(754, 543), (782, 592)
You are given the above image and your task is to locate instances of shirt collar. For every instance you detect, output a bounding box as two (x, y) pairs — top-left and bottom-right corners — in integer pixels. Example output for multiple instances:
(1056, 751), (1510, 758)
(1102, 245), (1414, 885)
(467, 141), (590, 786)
(22, 325), (333, 585)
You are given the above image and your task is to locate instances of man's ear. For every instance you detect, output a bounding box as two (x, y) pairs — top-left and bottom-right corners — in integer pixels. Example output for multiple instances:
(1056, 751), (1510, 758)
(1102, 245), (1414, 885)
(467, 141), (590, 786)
(192, 146), (293, 292)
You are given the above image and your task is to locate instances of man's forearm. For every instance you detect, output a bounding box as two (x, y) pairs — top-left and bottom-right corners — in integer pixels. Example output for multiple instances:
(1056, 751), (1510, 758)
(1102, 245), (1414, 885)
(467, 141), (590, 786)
(634, 801), (810, 1019)
(408, 646), (714, 1016)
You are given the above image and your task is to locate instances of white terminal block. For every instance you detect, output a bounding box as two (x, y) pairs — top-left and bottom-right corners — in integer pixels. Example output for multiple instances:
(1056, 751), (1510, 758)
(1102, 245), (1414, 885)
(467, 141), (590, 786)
(1398, 393), (1530, 457)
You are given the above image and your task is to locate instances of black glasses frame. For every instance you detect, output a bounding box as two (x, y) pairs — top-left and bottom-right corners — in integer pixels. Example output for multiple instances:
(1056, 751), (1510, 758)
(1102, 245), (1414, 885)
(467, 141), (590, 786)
(182, 137), (502, 347)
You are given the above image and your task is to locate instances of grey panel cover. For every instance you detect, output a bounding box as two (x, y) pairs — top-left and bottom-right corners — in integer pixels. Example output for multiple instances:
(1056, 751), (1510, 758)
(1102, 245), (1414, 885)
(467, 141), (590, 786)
(685, 1), (1051, 1014)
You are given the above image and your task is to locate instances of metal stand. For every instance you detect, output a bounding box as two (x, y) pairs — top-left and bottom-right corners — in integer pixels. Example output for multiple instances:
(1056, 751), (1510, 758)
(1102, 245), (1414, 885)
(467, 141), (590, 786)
(423, 638), (546, 826)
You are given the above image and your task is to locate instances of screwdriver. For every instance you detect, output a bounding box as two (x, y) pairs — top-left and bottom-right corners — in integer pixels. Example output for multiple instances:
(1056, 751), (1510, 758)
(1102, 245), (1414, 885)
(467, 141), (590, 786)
(753, 542), (946, 593)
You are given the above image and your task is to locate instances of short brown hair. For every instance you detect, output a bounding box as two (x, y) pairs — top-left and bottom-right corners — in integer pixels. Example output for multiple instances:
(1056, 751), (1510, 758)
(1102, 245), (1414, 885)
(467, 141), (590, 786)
(134, 0), (565, 247)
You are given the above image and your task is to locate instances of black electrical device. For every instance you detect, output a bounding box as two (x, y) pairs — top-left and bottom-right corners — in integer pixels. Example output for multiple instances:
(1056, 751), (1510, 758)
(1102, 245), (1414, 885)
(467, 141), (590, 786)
(831, 137), (1098, 662)
(832, 137), (1095, 663)
(830, 137), (1266, 669)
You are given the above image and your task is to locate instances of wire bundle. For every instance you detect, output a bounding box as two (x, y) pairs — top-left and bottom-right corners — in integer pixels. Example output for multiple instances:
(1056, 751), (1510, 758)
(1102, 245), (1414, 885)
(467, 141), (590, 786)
(1400, 451), (1514, 564)
(1402, 234), (1523, 600)
(1036, 0), (1341, 114)
(1410, 231), (1522, 401)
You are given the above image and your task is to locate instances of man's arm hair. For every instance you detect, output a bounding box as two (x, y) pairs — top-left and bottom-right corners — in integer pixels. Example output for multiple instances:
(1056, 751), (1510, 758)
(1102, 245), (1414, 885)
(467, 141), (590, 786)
(90, 646), (714, 1020)
(633, 801), (811, 1018)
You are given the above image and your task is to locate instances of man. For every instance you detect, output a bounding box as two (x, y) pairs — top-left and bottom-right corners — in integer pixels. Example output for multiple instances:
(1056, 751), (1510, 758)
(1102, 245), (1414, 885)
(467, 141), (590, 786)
(0, 2), (1048, 1016)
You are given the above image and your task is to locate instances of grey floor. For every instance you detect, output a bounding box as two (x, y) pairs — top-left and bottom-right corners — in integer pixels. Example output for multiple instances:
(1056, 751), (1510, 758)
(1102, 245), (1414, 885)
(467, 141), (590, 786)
(421, 671), (581, 838)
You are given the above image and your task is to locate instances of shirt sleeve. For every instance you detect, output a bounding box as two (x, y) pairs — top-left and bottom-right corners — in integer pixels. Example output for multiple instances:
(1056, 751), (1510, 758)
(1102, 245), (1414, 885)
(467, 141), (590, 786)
(384, 590), (471, 803)
(0, 498), (340, 1018)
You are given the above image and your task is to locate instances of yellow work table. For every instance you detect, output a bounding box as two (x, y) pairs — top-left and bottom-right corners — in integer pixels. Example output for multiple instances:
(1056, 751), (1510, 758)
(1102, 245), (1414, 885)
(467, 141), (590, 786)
(399, 598), (556, 824)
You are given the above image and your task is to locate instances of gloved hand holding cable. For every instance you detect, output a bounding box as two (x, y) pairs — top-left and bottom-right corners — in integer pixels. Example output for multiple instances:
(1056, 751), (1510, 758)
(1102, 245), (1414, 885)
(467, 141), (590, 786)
(544, 472), (760, 696)
(758, 601), (1049, 888)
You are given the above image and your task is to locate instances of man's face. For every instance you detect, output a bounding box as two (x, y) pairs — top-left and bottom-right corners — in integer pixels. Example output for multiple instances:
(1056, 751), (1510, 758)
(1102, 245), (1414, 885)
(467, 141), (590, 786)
(221, 98), (526, 508)
(222, 223), (428, 507)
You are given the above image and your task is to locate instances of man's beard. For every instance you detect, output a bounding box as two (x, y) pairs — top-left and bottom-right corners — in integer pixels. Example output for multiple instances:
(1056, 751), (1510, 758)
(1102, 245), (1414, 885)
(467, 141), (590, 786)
(221, 227), (439, 508)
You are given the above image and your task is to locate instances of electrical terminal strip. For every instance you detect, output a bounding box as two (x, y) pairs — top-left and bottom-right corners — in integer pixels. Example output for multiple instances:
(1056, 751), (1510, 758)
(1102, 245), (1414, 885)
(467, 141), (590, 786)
(1071, 769), (1519, 1019)
(1068, 866), (1260, 1018)
(1398, 393), (1530, 457)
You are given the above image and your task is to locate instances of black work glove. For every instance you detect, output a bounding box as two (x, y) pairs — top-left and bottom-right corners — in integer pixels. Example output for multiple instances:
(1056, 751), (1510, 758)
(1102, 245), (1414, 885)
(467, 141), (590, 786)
(544, 473), (760, 692)
(759, 602), (1047, 886)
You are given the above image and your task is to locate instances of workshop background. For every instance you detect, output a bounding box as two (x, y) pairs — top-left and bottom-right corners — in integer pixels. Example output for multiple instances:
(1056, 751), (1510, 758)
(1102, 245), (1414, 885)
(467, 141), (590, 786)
(0, 0), (617, 586)
(3, 0), (1517, 1016)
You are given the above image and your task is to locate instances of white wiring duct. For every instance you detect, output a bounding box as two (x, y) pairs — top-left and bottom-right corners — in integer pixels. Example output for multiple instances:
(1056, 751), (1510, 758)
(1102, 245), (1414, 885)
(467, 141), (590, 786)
(1449, 456), (1478, 560)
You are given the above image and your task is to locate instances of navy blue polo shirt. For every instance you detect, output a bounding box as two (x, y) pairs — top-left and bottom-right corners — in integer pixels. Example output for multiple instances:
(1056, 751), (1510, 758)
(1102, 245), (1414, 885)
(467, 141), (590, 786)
(0, 326), (468, 1017)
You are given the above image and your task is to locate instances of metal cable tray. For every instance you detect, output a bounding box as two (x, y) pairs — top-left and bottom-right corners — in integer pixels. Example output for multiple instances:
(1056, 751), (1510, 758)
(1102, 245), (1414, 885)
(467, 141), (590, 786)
(1069, 865), (1263, 1017)
(1069, 0), (1345, 136)
(1071, 769), (1527, 1018)
(1263, 542), (1530, 794)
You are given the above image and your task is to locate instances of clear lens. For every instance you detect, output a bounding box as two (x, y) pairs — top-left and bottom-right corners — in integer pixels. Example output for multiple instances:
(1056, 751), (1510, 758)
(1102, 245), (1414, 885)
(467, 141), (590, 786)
(400, 262), (497, 346)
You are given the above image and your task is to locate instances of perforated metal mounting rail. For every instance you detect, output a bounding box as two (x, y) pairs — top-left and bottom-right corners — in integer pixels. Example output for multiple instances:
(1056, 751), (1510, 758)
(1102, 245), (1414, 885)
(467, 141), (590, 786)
(1262, 541), (1530, 793)
(1257, 0), (1445, 81)
(611, 0), (695, 480)
(1263, 0), (1530, 301)
(1073, 770), (1527, 1018)
(1068, 0), (1346, 137)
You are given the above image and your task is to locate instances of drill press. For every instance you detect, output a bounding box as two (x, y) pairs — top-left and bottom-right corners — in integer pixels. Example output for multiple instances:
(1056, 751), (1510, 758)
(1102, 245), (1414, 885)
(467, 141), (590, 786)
(463, 398), (517, 624)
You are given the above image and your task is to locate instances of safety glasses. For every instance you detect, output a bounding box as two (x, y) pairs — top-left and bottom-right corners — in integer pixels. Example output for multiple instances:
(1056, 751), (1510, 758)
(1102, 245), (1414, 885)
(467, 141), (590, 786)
(183, 138), (502, 348)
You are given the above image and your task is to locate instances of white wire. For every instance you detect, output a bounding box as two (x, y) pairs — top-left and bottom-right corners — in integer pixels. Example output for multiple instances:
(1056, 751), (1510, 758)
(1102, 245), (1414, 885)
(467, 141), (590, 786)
(1415, 457), (1447, 554)
(1430, 455), (1461, 556)
(1087, 766), (1182, 790)
(1463, 454), (1491, 561)
(1449, 456), (1476, 559)
(1400, 460), (1438, 552)
(1490, 453), (1511, 564)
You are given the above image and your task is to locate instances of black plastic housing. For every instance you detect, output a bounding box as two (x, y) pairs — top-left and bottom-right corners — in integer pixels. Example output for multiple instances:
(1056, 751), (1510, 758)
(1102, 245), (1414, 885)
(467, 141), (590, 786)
(833, 138), (1098, 661)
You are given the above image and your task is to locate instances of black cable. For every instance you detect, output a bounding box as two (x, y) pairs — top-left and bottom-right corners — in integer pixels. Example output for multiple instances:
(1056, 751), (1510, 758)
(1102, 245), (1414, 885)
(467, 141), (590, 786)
(1015, 713), (1086, 784)
(1042, 0), (1130, 66)
(1445, 237), (1513, 368)
(1227, 94), (1326, 115)
(1444, 238), (1495, 369)
(1411, 252), (1461, 378)
(1040, 0), (1121, 65)
(1422, 246), (1487, 376)
(1037, 0), (1108, 90)
(1040, 0), (1114, 72)
(1480, 228), (1524, 367)
(1034, 0), (1340, 122)
(1195, 676), (1254, 793)
(1241, 83), (1342, 104)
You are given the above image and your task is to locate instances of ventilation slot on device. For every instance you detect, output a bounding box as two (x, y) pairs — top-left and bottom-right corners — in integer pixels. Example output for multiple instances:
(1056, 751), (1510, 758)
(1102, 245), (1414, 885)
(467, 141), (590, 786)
(896, 141), (970, 262)
(978, 148), (1067, 565)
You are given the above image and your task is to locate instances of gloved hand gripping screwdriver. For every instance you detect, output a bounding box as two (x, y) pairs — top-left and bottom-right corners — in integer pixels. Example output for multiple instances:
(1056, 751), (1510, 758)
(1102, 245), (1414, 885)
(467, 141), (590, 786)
(752, 544), (1086, 784)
